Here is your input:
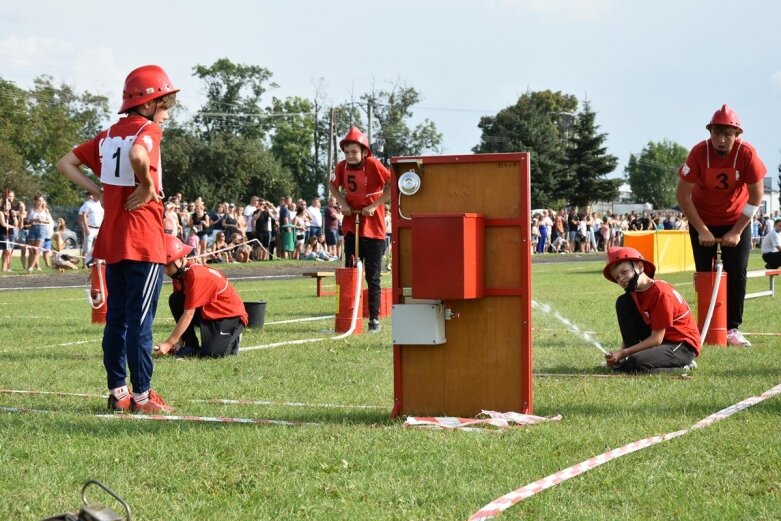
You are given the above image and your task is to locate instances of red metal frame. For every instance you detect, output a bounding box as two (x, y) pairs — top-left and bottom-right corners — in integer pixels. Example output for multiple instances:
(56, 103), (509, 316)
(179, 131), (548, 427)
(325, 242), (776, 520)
(390, 153), (532, 417)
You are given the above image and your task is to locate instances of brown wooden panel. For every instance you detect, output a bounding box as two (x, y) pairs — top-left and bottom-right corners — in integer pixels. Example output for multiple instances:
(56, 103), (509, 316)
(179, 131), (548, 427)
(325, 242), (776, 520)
(485, 228), (522, 289)
(401, 298), (523, 416)
(398, 162), (521, 219)
(391, 153), (532, 417)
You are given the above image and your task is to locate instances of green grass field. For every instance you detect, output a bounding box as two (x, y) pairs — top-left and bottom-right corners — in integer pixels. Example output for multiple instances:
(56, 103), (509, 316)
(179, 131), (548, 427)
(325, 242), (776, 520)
(1, 255), (779, 520)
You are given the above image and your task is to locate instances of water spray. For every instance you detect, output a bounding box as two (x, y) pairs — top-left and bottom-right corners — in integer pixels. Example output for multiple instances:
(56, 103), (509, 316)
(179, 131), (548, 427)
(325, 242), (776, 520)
(531, 300), (609, 355)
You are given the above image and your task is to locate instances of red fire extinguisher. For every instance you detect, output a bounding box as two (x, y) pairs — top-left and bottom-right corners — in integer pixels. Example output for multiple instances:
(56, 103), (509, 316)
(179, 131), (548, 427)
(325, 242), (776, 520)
(88, 260), (108, 324)
(334, 214), (363, 334)
(694, 243), (727, 346)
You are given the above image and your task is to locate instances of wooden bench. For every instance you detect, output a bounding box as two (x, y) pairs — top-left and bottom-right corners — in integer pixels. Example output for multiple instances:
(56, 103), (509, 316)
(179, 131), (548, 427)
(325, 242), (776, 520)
(303, 271), (336, 297)
(745, 269), (781, 299)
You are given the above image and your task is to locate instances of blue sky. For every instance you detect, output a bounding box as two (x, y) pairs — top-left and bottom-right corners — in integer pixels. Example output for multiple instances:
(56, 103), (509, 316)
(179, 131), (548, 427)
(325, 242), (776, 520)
(2, 0), (780, 180)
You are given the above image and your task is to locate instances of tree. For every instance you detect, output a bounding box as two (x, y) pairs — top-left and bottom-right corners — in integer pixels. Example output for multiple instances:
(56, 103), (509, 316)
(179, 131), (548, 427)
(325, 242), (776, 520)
(192, 58), (277, 139)
(163, 128), (295, 206)
(0, 141), (39, 196)
(474, 90), (575, 208)
(161, 59), (298, 204)
(564, 101), (620, 207)
(360, 81), (442, 164)
(0, 76), (109, 205)
(625, 139), (689, 208)
(269, 96), (317, 198)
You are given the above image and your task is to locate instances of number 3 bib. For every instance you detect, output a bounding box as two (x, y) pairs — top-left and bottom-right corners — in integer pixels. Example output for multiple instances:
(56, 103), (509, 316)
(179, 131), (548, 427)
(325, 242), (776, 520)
(704, 140), (742, 191)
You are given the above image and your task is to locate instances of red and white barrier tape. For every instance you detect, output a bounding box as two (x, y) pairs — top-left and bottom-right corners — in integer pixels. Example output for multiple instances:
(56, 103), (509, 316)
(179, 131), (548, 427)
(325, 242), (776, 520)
(0, 388), (382, 411)
(469, 381), (781, 520)
(0, 389), (103, 399)
(0, 402), (320, 427)
(404, 411), (561, 431)
(193, 398), (384, 409)
(470, 430), (689, 519)
(94, 412), (320, 427)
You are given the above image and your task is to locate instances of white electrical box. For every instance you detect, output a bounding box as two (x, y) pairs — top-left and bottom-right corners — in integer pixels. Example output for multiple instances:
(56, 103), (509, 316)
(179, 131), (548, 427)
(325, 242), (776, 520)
(392, 303), (446, 345)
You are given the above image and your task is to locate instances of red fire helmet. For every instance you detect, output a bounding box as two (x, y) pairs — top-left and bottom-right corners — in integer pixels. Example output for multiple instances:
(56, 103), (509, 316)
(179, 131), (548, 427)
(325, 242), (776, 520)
(603, 246), (656, 282)
(339, 127), (371, 156)
(705, 104), (742, 134)
(119, 65), (180, 114)
(164, 234), (193, 264)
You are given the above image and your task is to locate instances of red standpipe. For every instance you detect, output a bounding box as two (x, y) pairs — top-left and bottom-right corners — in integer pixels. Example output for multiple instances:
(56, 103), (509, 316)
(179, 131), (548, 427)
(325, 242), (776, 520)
(90, 261), (107, 324)
(335, 267), (363, 334)
(694, 270), (727, 346)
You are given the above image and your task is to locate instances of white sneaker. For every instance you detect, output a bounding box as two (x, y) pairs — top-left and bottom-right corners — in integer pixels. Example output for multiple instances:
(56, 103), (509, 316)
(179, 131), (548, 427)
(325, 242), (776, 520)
(727, 329), (751, 347)
(683, 360), (698, 372)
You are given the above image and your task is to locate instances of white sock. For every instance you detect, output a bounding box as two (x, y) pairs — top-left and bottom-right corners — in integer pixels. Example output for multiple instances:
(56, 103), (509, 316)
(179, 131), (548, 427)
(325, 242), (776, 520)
(133, 390), (150, 404)
(110, 386), (129, 399)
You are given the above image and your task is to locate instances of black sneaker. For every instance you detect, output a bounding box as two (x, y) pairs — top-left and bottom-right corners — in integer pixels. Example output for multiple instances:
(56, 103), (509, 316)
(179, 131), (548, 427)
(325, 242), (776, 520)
(368, 319), (381, 333)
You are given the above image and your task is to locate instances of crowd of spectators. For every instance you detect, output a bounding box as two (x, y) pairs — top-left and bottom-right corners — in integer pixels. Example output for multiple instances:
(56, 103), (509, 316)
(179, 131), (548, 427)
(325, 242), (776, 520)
(532, 206), (781, 255)
(1, 190), (82, 273)
(162, 192), (356, 264)
(1, 187), (397, 273)
(6, 188), (780, 271)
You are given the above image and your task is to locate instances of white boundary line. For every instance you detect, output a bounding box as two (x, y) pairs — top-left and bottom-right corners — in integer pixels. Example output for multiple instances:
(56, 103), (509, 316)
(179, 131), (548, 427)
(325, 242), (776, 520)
(0, 315), (54, 319)
(0, 272), (298, 292)
(0, 388), (383, 411)
(469, 381), (781, 520)
(0, 339), (100, 354)
(264, 315), (334, 325)
(94, 413), (321, 427)
(0, 405), (319, 427)
(193, 398), (385, 409)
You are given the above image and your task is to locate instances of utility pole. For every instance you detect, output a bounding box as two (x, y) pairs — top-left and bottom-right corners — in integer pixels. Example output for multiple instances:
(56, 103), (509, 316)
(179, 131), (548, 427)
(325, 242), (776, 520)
(326, 107), (335, 187)
(367, 103), (373, 149)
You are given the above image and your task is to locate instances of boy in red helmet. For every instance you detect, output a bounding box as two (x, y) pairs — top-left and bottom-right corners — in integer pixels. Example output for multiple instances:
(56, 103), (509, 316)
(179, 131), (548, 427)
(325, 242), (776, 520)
(154, 235), (248, 358)
(329, 127), (391, 333)
(603, 247), (701, 373)
(56, 65), (179, 413)
(676, 104), (766, 346)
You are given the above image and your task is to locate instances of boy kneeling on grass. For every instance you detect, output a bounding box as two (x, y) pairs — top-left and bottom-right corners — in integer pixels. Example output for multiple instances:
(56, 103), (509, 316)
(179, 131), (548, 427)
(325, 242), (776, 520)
(154, 235), (248, 358)
(603, 247), (701, 373)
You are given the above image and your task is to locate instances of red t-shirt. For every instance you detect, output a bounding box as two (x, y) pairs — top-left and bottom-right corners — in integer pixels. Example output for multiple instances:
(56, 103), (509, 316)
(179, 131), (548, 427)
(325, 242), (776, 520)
(631, 280), (701, 355)
(330, 157), (390, 239)
(173, 264), (248, 325)
(73, 116), (166, 264)
(678, 139), (766, 226)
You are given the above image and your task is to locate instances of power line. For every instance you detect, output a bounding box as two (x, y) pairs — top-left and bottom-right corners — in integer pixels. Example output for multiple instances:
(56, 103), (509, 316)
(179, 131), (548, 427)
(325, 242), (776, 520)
(198, 111), (314, 118)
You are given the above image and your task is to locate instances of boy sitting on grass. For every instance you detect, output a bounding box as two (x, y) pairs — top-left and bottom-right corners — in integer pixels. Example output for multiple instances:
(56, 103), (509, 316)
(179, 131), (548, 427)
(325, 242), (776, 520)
(603, 247), (701, 373)
(154, 235), (248, 358)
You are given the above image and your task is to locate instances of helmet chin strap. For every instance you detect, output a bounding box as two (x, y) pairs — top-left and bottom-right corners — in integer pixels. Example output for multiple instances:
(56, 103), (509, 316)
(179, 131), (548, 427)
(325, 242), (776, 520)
(624, 268), (641, 292)
(171, 258), (188, 280)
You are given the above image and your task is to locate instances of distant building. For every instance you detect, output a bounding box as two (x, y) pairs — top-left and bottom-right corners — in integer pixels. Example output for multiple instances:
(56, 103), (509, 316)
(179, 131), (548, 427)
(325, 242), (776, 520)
(762, 177), (779, 215)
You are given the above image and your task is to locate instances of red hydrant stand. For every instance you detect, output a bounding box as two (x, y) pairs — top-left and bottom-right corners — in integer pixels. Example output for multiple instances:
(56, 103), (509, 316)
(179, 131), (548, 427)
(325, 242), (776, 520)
(89, 261), (108, 324)
(335, 267), (363, 334)
(694, 271), (727, 346)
